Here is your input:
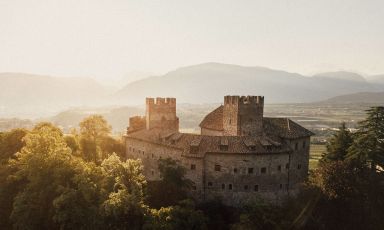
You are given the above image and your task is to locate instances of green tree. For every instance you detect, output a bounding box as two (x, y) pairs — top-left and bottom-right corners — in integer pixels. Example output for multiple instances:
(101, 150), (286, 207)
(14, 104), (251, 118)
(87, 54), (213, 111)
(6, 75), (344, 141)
(348, 107), (384, 171)
(147, 158), (193, 208)
(145, 200), (208, 230)
(79, 115), (111, 143)
(0, 128), (28, 162)
(100, 154), (148, 229)
(99, 136), (125, 159)
(79, 115), (112, 163)
(8, 124), (74, 229)
(322, 122), (353, 162)
(64, 135), (80, 155)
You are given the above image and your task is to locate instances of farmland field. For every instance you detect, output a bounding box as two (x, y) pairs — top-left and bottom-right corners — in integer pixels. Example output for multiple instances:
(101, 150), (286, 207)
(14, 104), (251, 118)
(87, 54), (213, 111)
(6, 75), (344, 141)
(309, 144), (326, 169)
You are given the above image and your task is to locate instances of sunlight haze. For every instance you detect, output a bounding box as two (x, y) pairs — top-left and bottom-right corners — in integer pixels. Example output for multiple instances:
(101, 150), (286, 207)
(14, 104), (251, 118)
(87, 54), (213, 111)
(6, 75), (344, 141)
(1, 0), (383, 83)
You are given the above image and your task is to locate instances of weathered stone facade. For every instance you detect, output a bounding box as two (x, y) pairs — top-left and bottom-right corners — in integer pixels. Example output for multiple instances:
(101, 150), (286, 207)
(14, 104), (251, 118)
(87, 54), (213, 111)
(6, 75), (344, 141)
(125, 96), (313, 206)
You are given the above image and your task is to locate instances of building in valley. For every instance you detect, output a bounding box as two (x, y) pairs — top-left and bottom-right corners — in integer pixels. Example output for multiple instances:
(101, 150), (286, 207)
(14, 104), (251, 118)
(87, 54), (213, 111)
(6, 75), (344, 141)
(125, 96), (313, 205)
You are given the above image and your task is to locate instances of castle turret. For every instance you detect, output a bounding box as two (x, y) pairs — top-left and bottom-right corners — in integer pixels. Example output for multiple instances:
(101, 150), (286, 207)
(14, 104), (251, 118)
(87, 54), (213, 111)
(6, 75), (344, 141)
(145, 97), (179, 133)
(223, 95), (264, 136)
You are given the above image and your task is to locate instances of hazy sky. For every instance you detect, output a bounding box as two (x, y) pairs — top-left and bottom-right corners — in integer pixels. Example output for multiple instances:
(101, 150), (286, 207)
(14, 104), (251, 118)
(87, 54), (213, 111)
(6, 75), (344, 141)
(1, 0), (383, 83)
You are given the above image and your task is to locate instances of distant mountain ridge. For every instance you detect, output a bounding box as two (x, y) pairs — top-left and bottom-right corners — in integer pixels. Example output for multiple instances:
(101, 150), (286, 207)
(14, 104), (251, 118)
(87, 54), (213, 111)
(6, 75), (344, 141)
(1, 63), (384, 118)
(114, 63), (383, 104)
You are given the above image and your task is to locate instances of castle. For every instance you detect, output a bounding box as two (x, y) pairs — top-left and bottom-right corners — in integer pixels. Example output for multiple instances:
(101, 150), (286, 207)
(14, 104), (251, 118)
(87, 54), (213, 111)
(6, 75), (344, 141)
(125, 96), (313, 205)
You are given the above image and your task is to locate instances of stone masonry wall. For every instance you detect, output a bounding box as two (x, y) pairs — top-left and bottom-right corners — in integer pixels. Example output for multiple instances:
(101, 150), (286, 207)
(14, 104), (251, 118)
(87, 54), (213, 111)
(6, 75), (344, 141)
(203, 152), (291, 206)
(126, 137), (205, 200)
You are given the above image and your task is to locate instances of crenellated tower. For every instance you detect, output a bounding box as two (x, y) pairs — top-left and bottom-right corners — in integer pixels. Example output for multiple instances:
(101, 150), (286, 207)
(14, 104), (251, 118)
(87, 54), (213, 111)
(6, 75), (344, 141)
(223, 95), (264, 136)
(145, 97), (179, 133)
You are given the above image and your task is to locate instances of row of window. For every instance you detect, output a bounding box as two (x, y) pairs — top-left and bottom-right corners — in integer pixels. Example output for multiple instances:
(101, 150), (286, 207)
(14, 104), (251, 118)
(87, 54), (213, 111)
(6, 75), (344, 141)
(208, 163), (302, 173)
(129, 147), (156, 158)
(206, 182), (289, 191)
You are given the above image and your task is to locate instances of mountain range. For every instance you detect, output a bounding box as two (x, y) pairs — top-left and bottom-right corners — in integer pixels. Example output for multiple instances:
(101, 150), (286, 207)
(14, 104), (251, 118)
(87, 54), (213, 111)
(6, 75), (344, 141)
(1, 63), (384, 118)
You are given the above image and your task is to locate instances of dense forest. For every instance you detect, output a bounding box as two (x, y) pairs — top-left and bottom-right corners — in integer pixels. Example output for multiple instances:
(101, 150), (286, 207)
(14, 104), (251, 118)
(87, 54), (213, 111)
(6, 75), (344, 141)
(1, 109), (384, 230)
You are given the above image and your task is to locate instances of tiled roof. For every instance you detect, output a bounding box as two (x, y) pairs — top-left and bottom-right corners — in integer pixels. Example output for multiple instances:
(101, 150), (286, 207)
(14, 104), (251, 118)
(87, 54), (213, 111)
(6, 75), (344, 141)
(199, 105), (313, 139)
(126, 106), (313, 156)
(199, 105), (223, 131)
(263, 118), (314, 139)
(126, 128), (291, 156)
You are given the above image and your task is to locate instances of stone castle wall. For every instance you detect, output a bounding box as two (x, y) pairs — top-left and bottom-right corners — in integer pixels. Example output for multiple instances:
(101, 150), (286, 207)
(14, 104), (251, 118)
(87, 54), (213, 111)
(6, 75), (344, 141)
(125, 96), (311, 206)
(203, 152), (291, 205)
(125, 135), (310, 206)
(145, 97), (179, 132)
(223, 96), (264, 136)
(200, 128), (223, 136)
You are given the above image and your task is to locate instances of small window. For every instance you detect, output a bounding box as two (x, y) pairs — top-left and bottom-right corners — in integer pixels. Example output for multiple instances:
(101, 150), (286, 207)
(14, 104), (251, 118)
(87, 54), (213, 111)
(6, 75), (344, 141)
(214, 164), (221, 171)
(297, 164), (302, 170)
(277, 165), (282, 171)
(286, 163), (290, 169)
(228, 184), (233, 190)
(234, 168), (238, 174)
(142, 151), (145, 155)
(133, 148), (135, 152)
(248, 168), (254, 174)
(254, 185), (259, 192)
(219, 145), (228, 151)
(229, 118), (232, 124)
(303, 141), (306, 148)
(192, 185), (197, 190)
(151, 170), (154, 176)
(191, 164), (196, 170)
(279, 184), (283, 189)
(244, 185), (248, 190)
(151, 153), (154, 158)
(261, 167), (267, 174)
(295, 142), (298, 150)
(222, 184), (225, 190)
(208, 182), (213, 187)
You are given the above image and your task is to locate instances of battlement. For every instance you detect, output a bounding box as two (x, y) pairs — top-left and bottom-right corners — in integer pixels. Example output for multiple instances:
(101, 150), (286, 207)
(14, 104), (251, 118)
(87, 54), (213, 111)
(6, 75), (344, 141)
(145, 97), (179, 133)
(223, 95), (264, 136)
(146, 97), (176, 106)
(224, 95), (264, 105)
(127, 116), (146, 133)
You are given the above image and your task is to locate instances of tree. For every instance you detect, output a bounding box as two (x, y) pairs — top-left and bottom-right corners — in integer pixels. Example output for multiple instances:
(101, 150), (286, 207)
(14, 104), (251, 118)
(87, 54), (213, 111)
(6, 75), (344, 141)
(0, 128), (28, 162)
(322, 122), (353, 162)
(80, 137), (99, 162)
(79, 115), (111, 144)
(147, 158), (193, 208)
(347, 107), (384, 171)
(64, 135), (80, 155)
(8, 124), (74, 229)
(145, 200), (208, 230)
(0, 122), (151, 230)
(100, 154), (148, 229)
(79, 115), (112, 163)
(99, 136), (125, 159)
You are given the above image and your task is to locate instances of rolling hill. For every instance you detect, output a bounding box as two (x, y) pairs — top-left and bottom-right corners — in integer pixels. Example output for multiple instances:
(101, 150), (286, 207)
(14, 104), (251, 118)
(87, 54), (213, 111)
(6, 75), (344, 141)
(317, 91), (384, 104)
(115, 63), (382, 104)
